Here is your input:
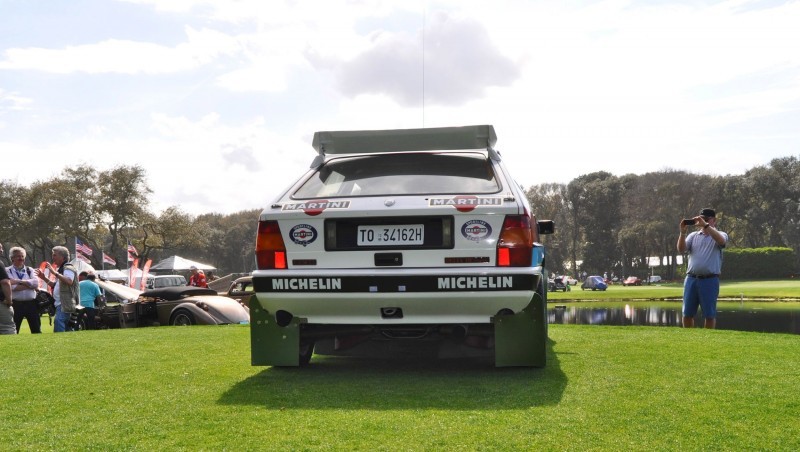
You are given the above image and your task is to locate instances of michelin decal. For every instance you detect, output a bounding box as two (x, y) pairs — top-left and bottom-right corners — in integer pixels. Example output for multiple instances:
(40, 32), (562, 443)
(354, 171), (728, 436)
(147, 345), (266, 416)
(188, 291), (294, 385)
(259, 275), (522, 292)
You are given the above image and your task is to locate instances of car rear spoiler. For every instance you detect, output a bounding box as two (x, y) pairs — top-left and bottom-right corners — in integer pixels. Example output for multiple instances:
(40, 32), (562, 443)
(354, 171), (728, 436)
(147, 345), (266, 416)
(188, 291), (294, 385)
(310, 125), (500, 167)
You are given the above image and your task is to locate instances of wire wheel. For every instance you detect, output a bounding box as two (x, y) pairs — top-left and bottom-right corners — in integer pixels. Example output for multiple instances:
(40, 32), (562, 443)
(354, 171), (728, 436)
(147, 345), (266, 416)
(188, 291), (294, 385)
(171, 309), (195, 326)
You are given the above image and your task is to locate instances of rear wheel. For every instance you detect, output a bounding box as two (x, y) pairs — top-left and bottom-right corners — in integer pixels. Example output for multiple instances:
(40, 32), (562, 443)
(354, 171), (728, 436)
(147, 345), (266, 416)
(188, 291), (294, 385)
(299, 341), (315, 366)
(170, 309), (195, 326)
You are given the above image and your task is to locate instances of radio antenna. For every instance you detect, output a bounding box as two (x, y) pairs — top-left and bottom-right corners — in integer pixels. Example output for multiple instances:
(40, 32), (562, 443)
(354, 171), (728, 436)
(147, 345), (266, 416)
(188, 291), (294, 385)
(422, 4), (426, 127)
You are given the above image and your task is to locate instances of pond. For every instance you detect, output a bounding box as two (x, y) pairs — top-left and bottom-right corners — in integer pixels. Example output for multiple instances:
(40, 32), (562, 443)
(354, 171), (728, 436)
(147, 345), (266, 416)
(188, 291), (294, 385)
(548, 301), (800, 334)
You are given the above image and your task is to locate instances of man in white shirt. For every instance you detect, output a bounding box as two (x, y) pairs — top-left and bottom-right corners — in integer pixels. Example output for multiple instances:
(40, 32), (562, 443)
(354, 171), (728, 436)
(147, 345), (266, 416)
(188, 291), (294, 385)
(7, 246), (41, 333)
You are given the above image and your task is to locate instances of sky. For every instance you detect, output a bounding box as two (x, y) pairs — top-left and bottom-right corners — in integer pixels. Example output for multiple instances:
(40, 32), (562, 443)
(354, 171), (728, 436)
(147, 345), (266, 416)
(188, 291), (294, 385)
(2, 0), (799, 216)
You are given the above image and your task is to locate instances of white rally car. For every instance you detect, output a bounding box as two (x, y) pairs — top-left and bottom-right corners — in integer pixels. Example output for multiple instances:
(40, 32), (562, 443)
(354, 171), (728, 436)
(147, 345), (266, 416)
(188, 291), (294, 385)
(251, 125), (554, 367)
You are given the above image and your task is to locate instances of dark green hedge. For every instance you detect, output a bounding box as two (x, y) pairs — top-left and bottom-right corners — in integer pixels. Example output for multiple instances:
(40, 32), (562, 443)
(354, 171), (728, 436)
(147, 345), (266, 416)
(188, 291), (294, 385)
(722, 247), (796, 279)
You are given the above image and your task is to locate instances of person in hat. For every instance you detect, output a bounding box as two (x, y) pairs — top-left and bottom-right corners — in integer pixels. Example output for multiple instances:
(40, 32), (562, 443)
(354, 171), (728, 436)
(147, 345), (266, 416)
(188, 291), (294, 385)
(187, 266), (208, 288)
(677, 208), (729, 329)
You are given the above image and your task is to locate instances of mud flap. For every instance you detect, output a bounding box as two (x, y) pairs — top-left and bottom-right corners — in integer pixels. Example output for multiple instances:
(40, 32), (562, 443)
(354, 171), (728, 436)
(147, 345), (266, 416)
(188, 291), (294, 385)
(250, 297), (302, 367)
(493, 291), (547, 367)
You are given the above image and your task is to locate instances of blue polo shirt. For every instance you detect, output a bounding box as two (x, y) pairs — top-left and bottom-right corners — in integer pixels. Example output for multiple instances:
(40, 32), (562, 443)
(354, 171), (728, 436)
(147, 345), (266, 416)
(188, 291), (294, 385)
(79, 280), (103, 308)
(685, 229), (728, 275)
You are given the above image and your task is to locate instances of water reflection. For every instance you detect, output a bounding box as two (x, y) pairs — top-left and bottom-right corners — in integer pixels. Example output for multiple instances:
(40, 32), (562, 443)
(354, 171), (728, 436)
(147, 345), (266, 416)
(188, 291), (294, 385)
(548, 302), (800, 334)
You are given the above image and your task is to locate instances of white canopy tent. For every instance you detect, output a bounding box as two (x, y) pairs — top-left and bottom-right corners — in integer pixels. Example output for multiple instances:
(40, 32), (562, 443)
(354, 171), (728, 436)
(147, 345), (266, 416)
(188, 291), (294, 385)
(149, 255), (216, 272)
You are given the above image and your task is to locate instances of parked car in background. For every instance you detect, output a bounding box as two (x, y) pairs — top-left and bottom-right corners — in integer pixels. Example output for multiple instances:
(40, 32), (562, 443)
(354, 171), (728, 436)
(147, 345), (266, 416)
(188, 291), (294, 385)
(251, 125), (554, 367)
(581, 275), (608, 291)
(622, 276), (642, 286)
(129, 274), (187, 290)
(648, 275), (662, 284)
(225, 276), (254, 310)
(548, 276), (570, 292)
(149, 274), (187, 289)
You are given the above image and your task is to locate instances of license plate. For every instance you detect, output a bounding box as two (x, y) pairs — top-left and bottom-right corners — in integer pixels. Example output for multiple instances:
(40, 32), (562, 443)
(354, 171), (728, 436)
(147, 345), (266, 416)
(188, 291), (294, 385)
(357, 224), (424, 246)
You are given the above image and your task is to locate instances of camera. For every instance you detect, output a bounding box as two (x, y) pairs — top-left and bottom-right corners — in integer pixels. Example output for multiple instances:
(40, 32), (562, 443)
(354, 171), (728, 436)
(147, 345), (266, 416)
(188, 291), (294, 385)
(682, 219), (695, 226)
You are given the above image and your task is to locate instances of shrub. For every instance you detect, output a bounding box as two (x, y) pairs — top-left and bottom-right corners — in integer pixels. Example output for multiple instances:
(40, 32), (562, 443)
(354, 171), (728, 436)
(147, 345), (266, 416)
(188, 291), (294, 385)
(723, 247), (796, 279)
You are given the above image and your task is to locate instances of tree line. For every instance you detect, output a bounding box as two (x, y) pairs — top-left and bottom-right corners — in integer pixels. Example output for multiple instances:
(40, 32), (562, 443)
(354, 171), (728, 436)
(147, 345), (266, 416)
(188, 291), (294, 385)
(0, 165), (258, 276)
(526, 156), (800, 279)
(3, 157), (798, 279)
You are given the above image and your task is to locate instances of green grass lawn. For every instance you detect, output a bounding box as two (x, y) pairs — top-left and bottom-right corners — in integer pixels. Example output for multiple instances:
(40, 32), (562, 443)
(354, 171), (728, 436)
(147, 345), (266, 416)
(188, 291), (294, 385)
(2, 324), (798, 450)
(548, 279), (800, 301)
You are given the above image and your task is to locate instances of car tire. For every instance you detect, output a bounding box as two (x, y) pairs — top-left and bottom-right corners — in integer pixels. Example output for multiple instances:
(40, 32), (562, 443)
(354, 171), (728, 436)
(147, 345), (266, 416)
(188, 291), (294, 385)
(299, 341), (315, 366)
(170, 309), (195, 326)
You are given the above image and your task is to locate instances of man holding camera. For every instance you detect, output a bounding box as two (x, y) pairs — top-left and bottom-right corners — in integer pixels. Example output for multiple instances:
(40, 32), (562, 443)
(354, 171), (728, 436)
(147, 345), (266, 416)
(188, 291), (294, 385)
(677, 208), (729, 329)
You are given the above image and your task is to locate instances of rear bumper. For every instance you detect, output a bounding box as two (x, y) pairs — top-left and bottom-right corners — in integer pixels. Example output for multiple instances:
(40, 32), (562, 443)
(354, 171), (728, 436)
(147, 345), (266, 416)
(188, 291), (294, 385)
(252, 267), (542, 324)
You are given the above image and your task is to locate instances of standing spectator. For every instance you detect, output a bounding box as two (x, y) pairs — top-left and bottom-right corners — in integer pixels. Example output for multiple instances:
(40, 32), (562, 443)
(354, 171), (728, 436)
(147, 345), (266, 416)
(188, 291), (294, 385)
(677, 208), (729, 329)
(35, 246), (79, 333)
(0, 264), (13, 334)
(78, 271), (102, 330)
(7, 246), (41, 334)
(188, 266), (208, 288)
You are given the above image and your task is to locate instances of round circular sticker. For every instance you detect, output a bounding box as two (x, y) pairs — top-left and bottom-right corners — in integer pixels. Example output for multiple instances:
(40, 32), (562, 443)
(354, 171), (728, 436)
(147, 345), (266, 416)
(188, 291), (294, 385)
(290, 224), (318, 247)
(461, 220), (492, 242)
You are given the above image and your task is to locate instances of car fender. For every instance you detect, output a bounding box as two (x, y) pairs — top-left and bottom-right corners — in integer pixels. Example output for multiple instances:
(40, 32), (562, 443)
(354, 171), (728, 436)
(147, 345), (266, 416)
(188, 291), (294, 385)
(172, 302), (219, 325)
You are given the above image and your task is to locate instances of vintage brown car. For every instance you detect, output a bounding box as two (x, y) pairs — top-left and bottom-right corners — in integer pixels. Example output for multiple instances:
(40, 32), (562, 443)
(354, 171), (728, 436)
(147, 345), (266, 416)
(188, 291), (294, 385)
(96, 281), (250, 328)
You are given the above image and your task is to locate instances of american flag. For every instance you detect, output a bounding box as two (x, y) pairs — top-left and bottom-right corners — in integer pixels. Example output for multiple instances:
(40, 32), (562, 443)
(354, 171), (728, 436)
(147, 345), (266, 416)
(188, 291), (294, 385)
(103, 253), (116, 265)
(76, 237), (93, 256)
(76, 253), (91, 263)
(127, 242), (138, 262)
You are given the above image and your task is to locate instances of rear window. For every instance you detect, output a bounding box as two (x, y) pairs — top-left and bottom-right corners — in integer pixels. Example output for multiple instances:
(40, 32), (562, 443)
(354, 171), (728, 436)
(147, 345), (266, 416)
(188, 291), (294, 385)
(153, 276), (186, 288)
(293, 152), (499, 199)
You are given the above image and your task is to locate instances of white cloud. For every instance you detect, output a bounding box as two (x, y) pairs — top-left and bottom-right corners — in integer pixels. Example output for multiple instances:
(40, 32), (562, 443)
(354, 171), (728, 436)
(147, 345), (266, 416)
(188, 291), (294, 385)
(0, 88), (33, 111)
(144, 112), (310, 214)
(334, 11), (519, 107)
(0, 26), (239, 74)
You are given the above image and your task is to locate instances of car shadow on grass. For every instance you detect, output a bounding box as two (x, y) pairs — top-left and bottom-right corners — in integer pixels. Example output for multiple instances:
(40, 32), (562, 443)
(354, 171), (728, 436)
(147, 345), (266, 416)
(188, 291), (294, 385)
(218, 338), (566, 410)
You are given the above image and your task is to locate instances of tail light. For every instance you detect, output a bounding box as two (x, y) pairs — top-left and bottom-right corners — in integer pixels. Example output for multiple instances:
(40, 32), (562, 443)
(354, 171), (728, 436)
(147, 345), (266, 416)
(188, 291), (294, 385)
(497, 214), (533, 267)
(255, 220), (287, 269)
